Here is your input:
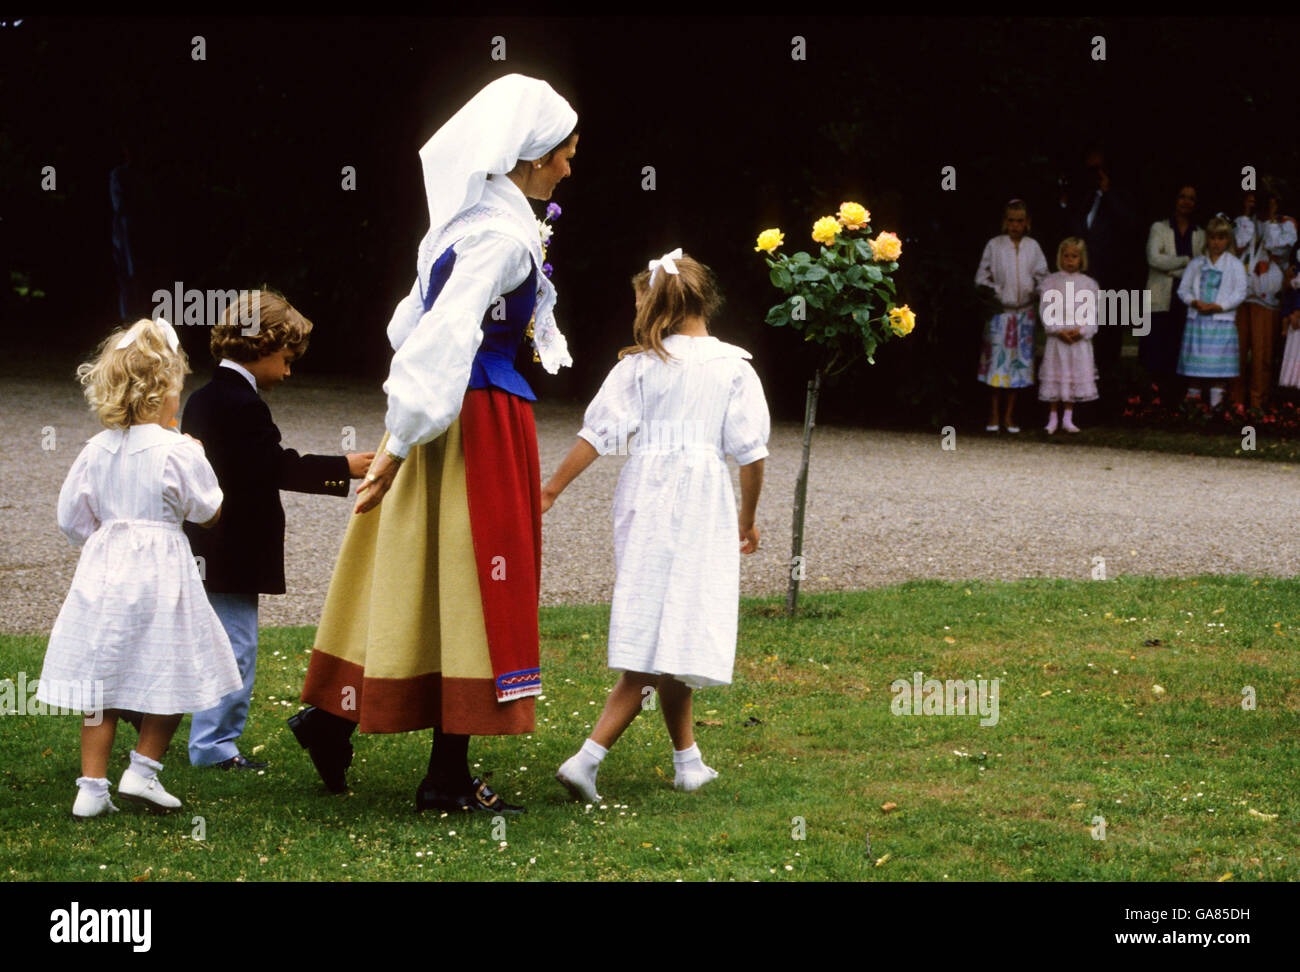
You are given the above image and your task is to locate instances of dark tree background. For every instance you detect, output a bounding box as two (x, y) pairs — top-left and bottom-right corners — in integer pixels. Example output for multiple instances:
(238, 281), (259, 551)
(4, 16), (1296, 426)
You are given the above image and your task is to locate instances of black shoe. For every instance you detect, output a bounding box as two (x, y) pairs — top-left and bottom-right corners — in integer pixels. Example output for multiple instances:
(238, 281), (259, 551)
(287, 707), (353, 794)
(214, 754), (267, 770)
(415, 776), (525, 814)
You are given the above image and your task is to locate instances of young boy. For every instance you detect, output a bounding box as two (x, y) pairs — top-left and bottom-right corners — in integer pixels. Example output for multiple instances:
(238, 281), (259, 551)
(182, 291), (373, 769)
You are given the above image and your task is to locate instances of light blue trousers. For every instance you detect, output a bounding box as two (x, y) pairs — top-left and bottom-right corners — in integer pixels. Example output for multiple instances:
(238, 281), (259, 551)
(188, 592), (259, 766)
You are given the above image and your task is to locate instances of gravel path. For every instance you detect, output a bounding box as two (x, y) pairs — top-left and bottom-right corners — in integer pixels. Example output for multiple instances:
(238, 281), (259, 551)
(4, 372), (1298, 634)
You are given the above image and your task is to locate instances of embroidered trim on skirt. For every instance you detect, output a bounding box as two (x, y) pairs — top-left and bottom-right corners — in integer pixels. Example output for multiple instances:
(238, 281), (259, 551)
(301, 388), (539, 735)
(977, 309), (1037, 388)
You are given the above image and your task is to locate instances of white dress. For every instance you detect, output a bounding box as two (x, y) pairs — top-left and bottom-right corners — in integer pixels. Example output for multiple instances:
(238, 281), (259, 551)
(578, 334), (771, 688)
(37, 424), (242, 714)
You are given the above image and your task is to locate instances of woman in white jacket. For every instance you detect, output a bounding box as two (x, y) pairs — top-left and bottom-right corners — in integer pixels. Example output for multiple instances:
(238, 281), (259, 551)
(1140, 184), (1205, 394)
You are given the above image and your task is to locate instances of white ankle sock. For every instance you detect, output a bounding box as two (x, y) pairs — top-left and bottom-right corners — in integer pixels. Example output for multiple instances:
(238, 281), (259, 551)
(673, 743), (718, 791)
(129, 750), (162, 781)
(578, 738), (608, 772)
(75, 776), (110, 798)
(1209, 387), (1225, 407)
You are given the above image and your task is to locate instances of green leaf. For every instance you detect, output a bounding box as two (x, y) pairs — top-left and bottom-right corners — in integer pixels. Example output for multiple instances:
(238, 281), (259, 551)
(829, 272), (844, 293)
(790, 251), (812, 264)
(853, 240), (873, 263)
(765, 303), (790, 327)
(770, 266), (793, 290)
(802, 264), (828, 282)
(863, 265), (883, 282)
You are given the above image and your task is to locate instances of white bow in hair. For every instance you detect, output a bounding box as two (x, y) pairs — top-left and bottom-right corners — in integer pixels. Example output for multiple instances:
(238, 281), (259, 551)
(648, 247), (683, 286)
(116, 317), (181, 353)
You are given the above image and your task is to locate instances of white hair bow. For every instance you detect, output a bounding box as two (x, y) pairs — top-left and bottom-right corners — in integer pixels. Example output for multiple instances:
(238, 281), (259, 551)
(648, 247), (683, 287)
(116, 317), (181, 353)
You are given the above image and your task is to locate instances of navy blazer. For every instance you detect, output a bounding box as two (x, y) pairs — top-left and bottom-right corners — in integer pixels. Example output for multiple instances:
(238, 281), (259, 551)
(182, 367), (351, 594)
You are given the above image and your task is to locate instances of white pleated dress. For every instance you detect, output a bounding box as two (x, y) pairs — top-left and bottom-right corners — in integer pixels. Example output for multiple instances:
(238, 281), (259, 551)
(578, 334), (771, 688)
(37, 424), (242, 714)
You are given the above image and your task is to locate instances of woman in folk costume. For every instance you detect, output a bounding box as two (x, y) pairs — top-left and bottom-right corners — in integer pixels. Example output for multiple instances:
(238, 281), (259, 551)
(289, 74), (577, 813)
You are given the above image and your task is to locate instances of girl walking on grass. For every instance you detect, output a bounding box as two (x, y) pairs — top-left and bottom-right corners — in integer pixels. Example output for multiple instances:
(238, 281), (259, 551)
(542, 250), (770, 801)
(38, 318), (241, 818)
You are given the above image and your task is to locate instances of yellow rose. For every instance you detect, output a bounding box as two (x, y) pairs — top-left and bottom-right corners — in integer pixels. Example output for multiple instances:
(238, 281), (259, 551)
(888, 305), (916, 336)
(811, 216), (841, 246)
(837, 202), (870, 230)
(870, 231), (902, 262)
(755, 228), (785, 253)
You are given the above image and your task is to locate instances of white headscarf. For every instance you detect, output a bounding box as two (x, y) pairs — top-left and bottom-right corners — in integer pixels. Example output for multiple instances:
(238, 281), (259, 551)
(408, 73), (576, 374)
(418, 73), (577, 242)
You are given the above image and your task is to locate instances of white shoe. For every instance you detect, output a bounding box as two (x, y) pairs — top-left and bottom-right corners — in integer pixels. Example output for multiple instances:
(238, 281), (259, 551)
(674, 763), (719, 792)
(118, 768), (181, 813)
(556, 754), (601, 803)
(1062, 418), (1081, 433)
(72, 788), (119, 820)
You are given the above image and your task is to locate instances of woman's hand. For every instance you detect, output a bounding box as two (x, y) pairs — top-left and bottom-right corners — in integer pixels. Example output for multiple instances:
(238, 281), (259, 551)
(355, 451), (401, 514)
(739, 522), (760, 554)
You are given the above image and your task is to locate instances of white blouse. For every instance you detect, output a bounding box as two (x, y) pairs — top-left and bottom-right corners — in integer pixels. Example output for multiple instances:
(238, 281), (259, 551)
(382, 176), (538, 458)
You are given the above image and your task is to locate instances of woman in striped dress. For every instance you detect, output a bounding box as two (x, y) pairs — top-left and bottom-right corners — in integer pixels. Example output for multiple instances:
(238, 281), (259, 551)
(288, 74), (577, 813)
(1176, 217), (1247, 408)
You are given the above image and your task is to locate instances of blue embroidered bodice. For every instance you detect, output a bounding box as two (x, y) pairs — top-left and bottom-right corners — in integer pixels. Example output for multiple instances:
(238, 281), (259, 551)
(422, 246), (539, 401)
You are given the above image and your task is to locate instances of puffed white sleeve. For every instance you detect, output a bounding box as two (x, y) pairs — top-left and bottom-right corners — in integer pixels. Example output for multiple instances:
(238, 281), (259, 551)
(56, 445), (98, 547)
(163, 438), (223, 524)
(382, 231), (533, 458)
(722, 361), (771, 466)
(578, 356), (642, 455)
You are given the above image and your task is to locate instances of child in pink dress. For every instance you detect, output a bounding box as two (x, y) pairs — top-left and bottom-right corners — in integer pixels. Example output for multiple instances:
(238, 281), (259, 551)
(1038, 237), (1100, 432)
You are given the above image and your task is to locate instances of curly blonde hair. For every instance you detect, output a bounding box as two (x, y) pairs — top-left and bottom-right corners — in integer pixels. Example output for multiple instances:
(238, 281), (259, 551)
(76, 319), (190, 430)
(619, 254), (724, 363)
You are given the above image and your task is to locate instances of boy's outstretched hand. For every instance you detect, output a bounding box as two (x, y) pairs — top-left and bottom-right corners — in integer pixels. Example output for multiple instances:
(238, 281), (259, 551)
(740, 523), (760, 554)
(347, 452), (377, 478)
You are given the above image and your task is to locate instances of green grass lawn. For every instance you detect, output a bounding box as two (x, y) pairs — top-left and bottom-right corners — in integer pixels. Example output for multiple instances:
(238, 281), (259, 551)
(2, 575), (1296, 882)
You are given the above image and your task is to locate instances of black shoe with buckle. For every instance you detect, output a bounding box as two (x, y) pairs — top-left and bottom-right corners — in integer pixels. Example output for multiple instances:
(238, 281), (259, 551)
(215, 754), (268, 770)
(287, 706), (353, 793)
(415, 776), (525, 814)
